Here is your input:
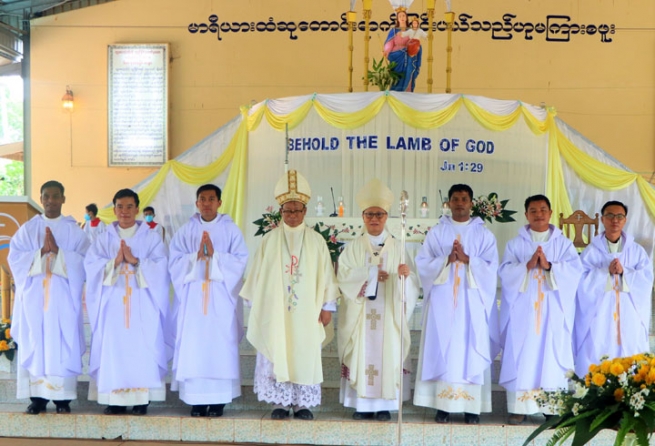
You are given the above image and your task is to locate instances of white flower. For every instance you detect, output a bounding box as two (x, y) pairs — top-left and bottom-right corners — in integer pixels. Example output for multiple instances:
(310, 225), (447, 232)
(641, 388), (650, 397)
(630, 393), (645, 411)
(572, 382), (588, 399)
(565, 369), (575, 379)
(572, 402), (581, 416)
(618, 372), (628, 387)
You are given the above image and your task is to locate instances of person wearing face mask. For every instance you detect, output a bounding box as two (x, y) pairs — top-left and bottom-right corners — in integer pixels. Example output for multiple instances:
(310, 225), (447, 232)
(143, 206), (165, 242)
(574, 201), (653, 378)
(82, 203), (105, 243)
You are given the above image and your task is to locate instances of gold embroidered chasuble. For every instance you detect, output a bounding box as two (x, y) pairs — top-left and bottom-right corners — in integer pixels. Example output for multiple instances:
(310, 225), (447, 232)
(242, 224), (339, 386)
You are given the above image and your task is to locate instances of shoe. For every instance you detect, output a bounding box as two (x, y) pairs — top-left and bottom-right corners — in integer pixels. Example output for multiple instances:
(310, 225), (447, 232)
(508, 413), (526, 425)
(376, 411), (391, 421)
(55, 403), (71, 414)
(132, 404), (149, 415)
(353, 411), (375, 420)
(26, 398), (48, 415)
(271, 408), (290, 420)
(293, 409), (314, 420)
(208, 404), (225, 417)
(464, 413), (480, 424)
(435, 410), (450, 424)
(191, 405), (207, 417)
(104, 405), (127, 415)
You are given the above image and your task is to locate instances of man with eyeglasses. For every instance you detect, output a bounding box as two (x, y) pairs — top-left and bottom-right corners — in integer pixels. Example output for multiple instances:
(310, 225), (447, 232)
(413, 184), (499, 425)
(241, 169), (339, 421)
(574, 200), (653, 377)
(168, 184), (248, 417)
(498, 194), (582, 425)
(337, 179), (420, 421)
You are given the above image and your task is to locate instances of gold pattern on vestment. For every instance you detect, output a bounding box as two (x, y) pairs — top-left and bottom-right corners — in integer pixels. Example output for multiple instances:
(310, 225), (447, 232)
(365, 364), (379, 386)
(452, 234), (462, 308)
(437, 385), (475, 401)
(366, 309), (381, 330)
(613, 274), (621, 346)
(517, 389), (542, 402)
(30, 379), (63, 391)
(120, 264), (136, 329)
(202, 258), (210, 315)
(42, 253), (54, 311)
(533, 268), (546, 335)
(111, 387), (148, 394)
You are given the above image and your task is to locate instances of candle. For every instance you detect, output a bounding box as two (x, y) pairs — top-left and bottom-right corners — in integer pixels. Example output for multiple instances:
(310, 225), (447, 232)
(420, 196), (429, 218)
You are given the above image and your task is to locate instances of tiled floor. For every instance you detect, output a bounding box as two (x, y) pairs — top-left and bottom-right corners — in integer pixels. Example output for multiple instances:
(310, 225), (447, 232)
(0, 403), (627, 445)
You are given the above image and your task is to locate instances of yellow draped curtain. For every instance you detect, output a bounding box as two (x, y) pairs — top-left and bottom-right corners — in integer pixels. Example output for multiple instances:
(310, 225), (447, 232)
(99, 95), (655, 229)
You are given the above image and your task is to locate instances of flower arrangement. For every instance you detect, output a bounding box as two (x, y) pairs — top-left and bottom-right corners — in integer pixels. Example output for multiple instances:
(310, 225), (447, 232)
(365, 57), (402, 91)
(471, 192), (516, 224)
(524, 354), (655, 446)
(253, 206), (345, 263)
(0, 319), (16, 361)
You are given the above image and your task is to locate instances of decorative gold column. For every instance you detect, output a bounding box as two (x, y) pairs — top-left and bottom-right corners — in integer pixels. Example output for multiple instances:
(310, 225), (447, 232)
(444, 11), (455, 93)
(362, 0), (372, 91)
(426, 0), (436, 93)
(347, 11), (357, 92)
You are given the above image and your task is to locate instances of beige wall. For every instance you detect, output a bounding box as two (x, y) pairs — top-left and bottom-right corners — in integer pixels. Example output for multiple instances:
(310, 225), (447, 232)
(29, 0), (655, 219)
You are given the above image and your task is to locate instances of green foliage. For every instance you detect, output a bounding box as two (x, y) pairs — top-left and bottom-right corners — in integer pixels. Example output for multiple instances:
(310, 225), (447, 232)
(365, 57), (402, 91)
(0, 160), (24, 196)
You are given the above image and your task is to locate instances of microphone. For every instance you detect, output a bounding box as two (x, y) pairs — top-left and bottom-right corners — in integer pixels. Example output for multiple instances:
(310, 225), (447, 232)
(329, 187), (338, 217)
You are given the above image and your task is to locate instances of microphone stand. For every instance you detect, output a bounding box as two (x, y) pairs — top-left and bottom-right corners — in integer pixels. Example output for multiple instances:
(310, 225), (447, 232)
(397, 190), (408, 446)
(329, 187), (338, 217)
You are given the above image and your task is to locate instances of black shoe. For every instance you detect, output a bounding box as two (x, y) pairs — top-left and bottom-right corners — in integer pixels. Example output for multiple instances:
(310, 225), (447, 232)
(435, 410), (450, 423)
(353, 411), (375, 420)
(544, 414), (556, 421)
(208, 404), (225, 417)
(508, 413), (526, 425)
(294, 409), (314, 420)
(54, 401), (71, 414)
(271, 408), (290, 420)
(376, 411), (391, 421)
(132, 404), (149, 415)
(464, 413), (480, 424)
(26, 397), (48, 415)
(104, 405), (127, 415)
(191, 405), (207, 417)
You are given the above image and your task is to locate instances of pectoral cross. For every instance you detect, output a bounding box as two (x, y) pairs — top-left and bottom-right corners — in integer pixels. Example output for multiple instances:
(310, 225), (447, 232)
(613, 274), (621, 346)
(42, 253), (54, 311)
(366, 309), (381, 330)
(120, 264), (136, 329)
(202, 258), (210, 315)
(365, 364), (379, 386)
(533, 268), (546, 335)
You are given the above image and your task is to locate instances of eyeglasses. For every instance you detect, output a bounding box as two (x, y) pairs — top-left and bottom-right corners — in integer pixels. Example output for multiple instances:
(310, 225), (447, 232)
(281, 209), (305, 215)
(363, 212), (387, 219)
(603, 213), (626, 221)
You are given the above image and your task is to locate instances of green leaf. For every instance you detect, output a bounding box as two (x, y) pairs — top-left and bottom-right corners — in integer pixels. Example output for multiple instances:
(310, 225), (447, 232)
(589, 404), (620, 431)
(544, 426), (575, 446)
(522, 414), (564, 446)
(3, 349), (14, 362)
(571, 415), (604, 446)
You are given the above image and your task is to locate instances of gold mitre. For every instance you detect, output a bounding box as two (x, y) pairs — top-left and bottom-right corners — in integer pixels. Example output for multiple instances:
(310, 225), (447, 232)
(274, 169), (311, 206)
(356, 178), (394, 213)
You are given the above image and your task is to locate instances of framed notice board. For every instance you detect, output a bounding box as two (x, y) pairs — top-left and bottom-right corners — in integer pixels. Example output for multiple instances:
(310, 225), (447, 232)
(108, 44), (169, 167)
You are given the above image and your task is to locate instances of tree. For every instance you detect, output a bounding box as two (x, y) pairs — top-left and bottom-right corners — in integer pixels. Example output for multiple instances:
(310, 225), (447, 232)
(0, 160), (24, 196)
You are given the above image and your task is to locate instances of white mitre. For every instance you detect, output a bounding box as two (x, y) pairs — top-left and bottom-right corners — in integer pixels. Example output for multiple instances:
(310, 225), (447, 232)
(274, 169), (311, 205)
(356, 178), (394, 212)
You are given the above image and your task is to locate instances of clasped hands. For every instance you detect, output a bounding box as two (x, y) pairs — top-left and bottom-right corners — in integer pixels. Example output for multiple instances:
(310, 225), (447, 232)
(609, 258), (623, 275)
(114, 240), (139, 268)
(448, 239), (469, 264)
(527, 246), (551, 271)
(41, 227), (59, 256)
(197, 231), (214, 260)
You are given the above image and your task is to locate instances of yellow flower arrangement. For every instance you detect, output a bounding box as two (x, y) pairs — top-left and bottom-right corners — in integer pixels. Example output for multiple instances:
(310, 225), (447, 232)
(0, 319), (16, 361)
(526, 353), (655, 446)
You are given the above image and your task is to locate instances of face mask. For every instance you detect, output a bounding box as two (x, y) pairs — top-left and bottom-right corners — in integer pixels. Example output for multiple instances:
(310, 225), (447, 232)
(144, 215), (154, 223)
(84, 214), (91, 221)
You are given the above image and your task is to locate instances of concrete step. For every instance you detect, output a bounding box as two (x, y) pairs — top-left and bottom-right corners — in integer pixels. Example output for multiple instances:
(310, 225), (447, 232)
(0, 402), (623, 445)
